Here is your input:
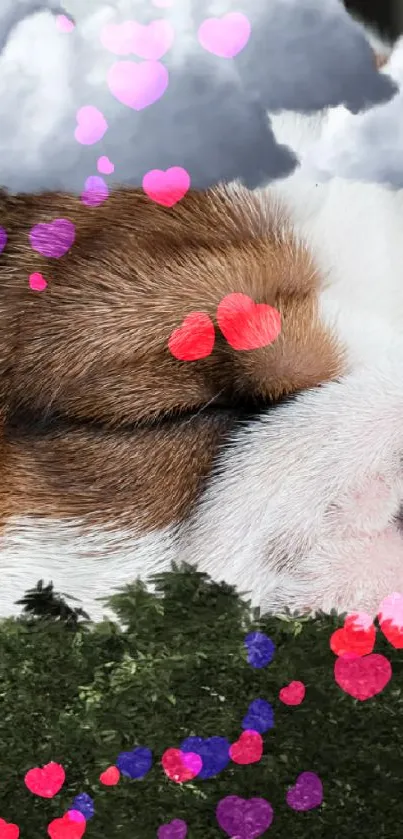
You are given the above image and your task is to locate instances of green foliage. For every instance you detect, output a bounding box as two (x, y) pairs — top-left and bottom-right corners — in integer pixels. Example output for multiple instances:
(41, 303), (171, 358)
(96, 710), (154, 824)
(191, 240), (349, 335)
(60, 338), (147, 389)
(1, 564), (403, 838)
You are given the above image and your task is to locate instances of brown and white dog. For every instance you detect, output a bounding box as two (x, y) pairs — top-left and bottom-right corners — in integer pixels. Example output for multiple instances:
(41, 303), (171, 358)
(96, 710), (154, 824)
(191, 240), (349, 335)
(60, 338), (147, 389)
(1, 35), (403, 622)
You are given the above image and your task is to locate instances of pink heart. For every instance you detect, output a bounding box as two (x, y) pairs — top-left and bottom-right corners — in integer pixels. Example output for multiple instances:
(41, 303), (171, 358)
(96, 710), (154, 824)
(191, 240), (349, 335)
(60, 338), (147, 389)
(97, 156), (115, 175)
(334, 653), (392, 700)
(81, 176), (109, 207)
(55, 15), (75, 33)
(29, 272), (47, 292)
(279, 680), (306, 706)
(24, 762), (65, 798)
(142, 167), (190, 207)
(74, 106), (108, 146)
(107, 60), (168, 110)
(198, 12), (251, 59)
(101, 19), (174, 60)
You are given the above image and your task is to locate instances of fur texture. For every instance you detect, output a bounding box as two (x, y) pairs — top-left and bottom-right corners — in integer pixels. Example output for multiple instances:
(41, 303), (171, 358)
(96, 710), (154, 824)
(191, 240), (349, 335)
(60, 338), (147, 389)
(1, 22), (403, 622)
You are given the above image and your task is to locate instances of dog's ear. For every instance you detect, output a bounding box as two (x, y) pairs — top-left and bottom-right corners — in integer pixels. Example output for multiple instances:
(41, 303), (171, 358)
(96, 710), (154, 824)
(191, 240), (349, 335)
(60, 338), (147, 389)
(0, 185), (345, 426)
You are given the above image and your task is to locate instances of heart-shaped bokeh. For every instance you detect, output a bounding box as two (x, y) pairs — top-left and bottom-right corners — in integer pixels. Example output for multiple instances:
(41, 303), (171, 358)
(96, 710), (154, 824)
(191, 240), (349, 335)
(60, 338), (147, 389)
(286, 771), (323, 811)
(74, 106), (108, 146)
(168, 312), (215, 361)
(142, 166), (190, 207)
(29, 272), (48, 292)
(29, 219), (76, 259)
(161, 748), (202, 782)
(157, 818), (187, 839)
(217, 293), (281, 352)
(47, 812), (85, 839)
(0, 818), (19, 839)
(180, 736), (230, 779)
(378, 592), (403, 649)
(71, 794), (94, 821)
(242, 698), (274, 733)
(244, 631), (275, 668)
(216, 795), (274, 838)
(24, 762), (65, 798)
(229, 730), (263, 765)
(116, 746), (153, 779)
(330, 612), (376, 657)
(0, 226), (7, 254)
(99, 766), (120, 786)
(279, 681), (306, 706)
(334, 652), (392, 700)
(198, 13), (251, 58)
(101, 19), (174, 60)
(107, 60), (168, 110)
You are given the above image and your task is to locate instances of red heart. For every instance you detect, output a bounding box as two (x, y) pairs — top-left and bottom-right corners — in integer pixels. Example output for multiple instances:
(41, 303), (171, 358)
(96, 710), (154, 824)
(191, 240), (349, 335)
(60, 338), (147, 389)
(99, 765), (120, 785)
(279, 680), (306, 706)
(161, 748), (202, 782)
(216, 293), (281, 351)
(330, 614), (376, 657)
(229, 730), (263, 765)
(378, 593), (403, 649)
(0, 818), (19, 839)
(168, 312), (215, 361)
(47, 814), (85, 839)
(334, 653), (392, 700)
(24, 762), (65, 798)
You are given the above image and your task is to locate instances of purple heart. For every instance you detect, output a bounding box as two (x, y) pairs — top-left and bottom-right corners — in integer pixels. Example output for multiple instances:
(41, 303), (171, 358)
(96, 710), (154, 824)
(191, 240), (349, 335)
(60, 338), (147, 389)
(157, 818), (187, 839)
(286, 772), (323, 811)
(216, 795), (274, 839)
(0, 226), (7, 253)
(29, 218), (76, 258)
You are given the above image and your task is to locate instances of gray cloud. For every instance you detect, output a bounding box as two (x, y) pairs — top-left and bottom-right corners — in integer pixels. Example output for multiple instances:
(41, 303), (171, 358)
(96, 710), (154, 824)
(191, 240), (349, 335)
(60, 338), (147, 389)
(0, 0), (397, 194)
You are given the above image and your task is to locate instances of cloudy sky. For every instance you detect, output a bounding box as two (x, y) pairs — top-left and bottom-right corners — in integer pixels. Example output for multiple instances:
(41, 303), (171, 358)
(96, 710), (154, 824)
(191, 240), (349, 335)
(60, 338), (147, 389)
(0, 0), (398, 194)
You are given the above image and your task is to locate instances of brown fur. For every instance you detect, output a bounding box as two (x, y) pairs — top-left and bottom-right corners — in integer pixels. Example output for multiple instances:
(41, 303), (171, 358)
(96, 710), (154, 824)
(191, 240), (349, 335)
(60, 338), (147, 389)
(0, 185), (346, 532)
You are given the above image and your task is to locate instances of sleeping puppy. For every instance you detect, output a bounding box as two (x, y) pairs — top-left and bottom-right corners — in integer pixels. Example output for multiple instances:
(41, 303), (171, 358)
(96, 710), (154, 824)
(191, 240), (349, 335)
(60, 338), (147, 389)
(2, 157), (403, 622)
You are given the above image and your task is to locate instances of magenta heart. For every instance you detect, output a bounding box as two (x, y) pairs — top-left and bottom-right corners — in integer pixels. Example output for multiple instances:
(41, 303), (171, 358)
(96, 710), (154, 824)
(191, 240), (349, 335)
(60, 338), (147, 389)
(107, 60), (168, 110)
(74, 105), (108, 145)
(29, 219), (75, 258)
(216, 795), (273, 838)
(334, 652), (392, 700)
(286, 772), (323, 811)
(198, 12), (251, 58)
(157, 819), (187, 839)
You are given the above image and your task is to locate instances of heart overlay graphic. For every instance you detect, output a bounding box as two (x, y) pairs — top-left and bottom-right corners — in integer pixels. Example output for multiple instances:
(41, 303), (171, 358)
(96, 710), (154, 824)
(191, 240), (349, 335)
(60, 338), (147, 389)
(216, 796), (273, 839)
(142, 167), (190, 207)
(286, 772), (323, 811)
(168, 312), (215, 361)
(334, 653), (392, 700)
(24, 762), (65, 797)
(217, 293), (281, 351)
(198, 13), (251, 59)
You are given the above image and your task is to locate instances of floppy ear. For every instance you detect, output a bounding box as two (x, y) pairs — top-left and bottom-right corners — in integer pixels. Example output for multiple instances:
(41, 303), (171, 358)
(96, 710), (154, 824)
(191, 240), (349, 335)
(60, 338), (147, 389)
(0, 184), (344, 426)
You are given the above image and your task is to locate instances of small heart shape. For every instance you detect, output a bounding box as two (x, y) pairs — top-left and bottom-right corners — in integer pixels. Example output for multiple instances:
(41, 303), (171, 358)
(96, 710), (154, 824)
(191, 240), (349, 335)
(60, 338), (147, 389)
(47, 813), (85, 839)
(116, 747), (152, 779)
(29, 219), (75, 259)
(74, 106), (108, 146)
(157, 819), (187, 839)
(279, 680), (306, 706)
(229, 730), (263, 765)
(101, 20), (174, 60)
(217, 293), (281, 351)
(0, 818), (19, 839)
(161, 748), (202, 782)
(107, 60), (168, 111)
(0, 226), (7, 253)
(29, 272), (47, 292)
(242, 699), (274, 733)
(99, 766), (120, 785)
(24, 762), (65, 798)
(180, 736), (230, 779)
(168, 312), (215, 361)
(80, 176), (109, 207)
(286, 771), (323, 811)
(97, 156), (115, 175)
(378, 592), (403, 649)
(334, 652), (392, 700)
(198, 12), (251, 58)
(216, 795), (273, 838)
(142, 167), (190, 207)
